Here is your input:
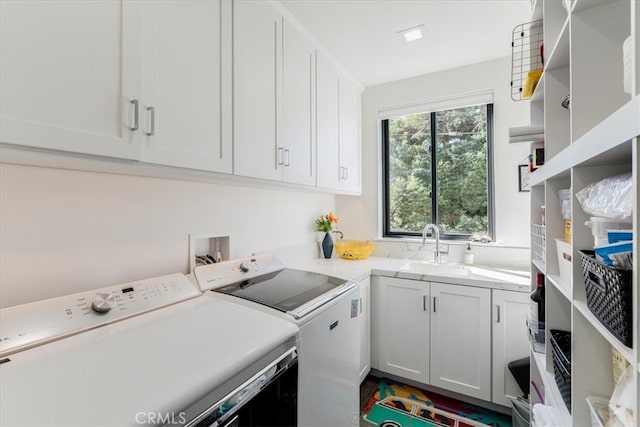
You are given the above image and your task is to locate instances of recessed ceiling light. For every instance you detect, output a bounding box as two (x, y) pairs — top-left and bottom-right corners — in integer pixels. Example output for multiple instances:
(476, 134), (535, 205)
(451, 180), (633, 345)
(398, 24), (424, 42)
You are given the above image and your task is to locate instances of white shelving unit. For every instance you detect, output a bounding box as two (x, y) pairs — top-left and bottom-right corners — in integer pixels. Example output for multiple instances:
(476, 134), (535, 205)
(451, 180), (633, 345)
(523, 0), (639, 426)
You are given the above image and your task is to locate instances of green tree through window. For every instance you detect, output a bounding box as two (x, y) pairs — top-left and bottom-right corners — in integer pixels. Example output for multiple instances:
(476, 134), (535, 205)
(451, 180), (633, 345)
(382, 104), (493, 239)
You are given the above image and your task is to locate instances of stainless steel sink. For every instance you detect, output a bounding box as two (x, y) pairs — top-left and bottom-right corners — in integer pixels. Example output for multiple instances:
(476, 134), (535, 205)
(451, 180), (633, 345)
(400, 262), (470, 276)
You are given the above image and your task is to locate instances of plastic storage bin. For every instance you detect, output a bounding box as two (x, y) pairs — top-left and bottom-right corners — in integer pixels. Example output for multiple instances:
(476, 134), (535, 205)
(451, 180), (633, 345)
(527, 314), (545, 353)
(550, 329), (571, 412)
(579, 250), (633, 347)
(512, 397), (530, 427)
(585, 217), (629, 247)
(586, 396), (610, 427)
(555, 238), (572, 292)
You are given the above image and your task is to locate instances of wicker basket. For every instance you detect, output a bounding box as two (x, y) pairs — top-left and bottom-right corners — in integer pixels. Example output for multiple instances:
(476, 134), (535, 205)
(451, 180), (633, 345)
(334, 241), (375, 260)
(579, 251), (632, 347)
(550, 329), (572, 412)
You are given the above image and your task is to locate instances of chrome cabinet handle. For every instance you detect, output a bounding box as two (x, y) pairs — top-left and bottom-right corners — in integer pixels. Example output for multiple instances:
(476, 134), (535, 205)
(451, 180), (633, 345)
(360, 298), (362, 314)
(129, 99), (139, 131)
(340, 166), (347, 180)
(496, 305), (501, 323)
(344, 167), (348, 180)
(433, 296), (437, 313)
(145, 106), (155, 136)
(277, 147), (284, 166)
(284, 148), (290, 166)
(423, 295), (427, 311)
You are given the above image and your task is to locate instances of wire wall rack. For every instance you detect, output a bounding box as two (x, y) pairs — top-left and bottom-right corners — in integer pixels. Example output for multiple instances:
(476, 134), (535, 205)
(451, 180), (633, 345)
(511, 19), (544, 101)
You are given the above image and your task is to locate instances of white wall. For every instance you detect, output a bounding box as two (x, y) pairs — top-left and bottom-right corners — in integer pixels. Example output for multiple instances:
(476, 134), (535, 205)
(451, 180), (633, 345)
(337, 57), (532, 256)
(0, 163), (334, 307)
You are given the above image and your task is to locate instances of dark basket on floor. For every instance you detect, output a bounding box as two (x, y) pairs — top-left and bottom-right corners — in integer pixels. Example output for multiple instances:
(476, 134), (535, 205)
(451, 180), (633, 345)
(550, 329), (571, 412)
(579, 250), (632, 347)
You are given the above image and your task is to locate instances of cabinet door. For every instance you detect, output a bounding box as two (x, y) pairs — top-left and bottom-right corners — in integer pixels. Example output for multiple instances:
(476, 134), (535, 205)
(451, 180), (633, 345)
(492, 290), (530, 406)
(282, 21), (315, 185)
(377, 277), (429, 383)
(233, 0), (282, 181)
(430, 282), (491, 400)
(316, 52), (342, 191)
(358, 277), (371, 383)
(140, 0), (232, 173)
(339, 75), (361, 193)
(0, 0), (141, 159)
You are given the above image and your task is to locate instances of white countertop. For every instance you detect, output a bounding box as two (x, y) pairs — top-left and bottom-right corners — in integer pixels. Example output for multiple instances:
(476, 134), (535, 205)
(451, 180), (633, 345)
(289, 256), (530, 292)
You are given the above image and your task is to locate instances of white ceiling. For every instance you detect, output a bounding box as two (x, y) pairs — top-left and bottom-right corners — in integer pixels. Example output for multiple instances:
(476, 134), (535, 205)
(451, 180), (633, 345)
(279, 0), (534, 87)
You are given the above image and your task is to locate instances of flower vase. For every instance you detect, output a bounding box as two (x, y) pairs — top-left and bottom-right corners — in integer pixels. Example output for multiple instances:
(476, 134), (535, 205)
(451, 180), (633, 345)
(321, 232), (334, 259)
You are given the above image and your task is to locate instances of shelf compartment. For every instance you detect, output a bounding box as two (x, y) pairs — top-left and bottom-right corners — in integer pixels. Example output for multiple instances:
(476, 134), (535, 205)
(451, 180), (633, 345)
(548, 274), (571, 301)
(531, 350), (572, 425)
(544, 16), (570, 71)
(571, 0), (632, 142)
(574, 300), (633, 363)
(530, 96), (638, 186)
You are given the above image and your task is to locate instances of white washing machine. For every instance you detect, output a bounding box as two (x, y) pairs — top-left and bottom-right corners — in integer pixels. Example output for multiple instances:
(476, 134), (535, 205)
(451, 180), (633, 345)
(0, 273), (299, 426)
(194, 254), (361, 427)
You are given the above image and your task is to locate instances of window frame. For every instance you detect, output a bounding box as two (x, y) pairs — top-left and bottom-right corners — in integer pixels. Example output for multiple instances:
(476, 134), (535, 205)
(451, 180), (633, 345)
(381, 103), (495, 241)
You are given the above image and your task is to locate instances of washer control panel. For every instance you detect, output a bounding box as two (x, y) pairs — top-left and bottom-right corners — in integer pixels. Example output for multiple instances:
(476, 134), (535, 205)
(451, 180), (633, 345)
(0, 273), (200, 356)
(194, 254), (286, 291)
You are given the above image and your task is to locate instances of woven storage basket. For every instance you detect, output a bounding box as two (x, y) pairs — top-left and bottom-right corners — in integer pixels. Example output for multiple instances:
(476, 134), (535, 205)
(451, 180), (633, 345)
(579, 251), (632, 347)
(550, 329), (572, 412)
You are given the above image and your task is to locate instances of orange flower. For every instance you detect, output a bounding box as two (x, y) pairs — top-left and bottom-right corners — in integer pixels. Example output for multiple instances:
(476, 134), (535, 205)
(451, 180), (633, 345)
(314, 212), (343, 238)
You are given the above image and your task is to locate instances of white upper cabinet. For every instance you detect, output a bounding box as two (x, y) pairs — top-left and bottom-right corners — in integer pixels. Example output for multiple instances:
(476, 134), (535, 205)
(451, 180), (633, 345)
(316, 52), (342, 191)
(281, 20), (316, 186)
(233, 0), (282, 182)
(0, 0), (231, 173)
(0, 0), (141, 159)
(316, 51), (361, 193)
(1, 0), (361, 192)
(139, 0), (232, 173)
(339, 75), (361, 193)
(234, 1), (316, 186)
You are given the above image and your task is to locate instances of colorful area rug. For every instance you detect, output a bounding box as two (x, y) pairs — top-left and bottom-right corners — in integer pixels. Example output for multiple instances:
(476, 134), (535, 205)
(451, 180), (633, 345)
(362, 379), (511, 427)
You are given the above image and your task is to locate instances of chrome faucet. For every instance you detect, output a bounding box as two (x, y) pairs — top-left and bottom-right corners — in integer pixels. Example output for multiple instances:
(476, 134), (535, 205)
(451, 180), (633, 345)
(421, 223), (441, 264)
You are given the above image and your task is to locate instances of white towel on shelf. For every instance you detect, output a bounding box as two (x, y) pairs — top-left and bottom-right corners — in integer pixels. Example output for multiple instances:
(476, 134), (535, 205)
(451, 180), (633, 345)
(532, 403), (561, 427)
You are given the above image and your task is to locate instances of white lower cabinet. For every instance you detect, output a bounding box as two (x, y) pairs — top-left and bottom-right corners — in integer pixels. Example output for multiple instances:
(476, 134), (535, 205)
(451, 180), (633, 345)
(377, 276), (430, 383)
(429, 282), (491, 401)
(491, 289), (530, 407)
(358, 277), (371, 383)
(374, 276), (527, 405)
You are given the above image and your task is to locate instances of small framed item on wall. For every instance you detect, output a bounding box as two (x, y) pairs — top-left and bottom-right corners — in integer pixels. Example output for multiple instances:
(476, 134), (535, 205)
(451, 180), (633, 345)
(519, 164), (531, 192)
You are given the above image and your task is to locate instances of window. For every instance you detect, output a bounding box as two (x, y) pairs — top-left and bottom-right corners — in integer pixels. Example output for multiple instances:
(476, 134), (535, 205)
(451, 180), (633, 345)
(382, 102), (494, 240)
